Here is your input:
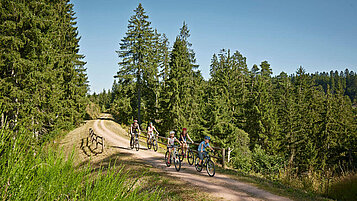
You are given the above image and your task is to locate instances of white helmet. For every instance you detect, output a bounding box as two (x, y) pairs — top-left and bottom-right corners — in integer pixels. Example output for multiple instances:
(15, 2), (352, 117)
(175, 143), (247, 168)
(170, 131), (175, 135)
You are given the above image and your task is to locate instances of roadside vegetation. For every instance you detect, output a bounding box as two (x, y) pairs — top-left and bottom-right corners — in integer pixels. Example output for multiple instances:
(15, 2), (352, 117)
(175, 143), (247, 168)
(0, 118), (161, 200)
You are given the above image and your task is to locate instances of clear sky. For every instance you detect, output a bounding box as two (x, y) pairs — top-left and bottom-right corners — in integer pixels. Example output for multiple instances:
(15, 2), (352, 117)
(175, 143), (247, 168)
(71, 0), (357, 93)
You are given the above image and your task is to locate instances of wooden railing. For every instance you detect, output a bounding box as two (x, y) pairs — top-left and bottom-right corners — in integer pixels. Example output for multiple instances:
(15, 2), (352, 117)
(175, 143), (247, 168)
(88, 128), (105, 153)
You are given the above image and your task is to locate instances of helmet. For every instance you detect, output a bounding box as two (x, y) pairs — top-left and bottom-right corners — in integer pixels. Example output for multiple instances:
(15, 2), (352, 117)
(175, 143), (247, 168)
(149, 122), (153, 125)
(183, 128), (187, 131)
(134, 120), (138, 123)
(204, 136), (211, 140)
(170, 131), (175, 135)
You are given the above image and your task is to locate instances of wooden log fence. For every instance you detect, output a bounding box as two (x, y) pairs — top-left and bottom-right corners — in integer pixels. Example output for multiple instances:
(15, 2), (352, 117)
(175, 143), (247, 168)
(88, 128), (105, 153)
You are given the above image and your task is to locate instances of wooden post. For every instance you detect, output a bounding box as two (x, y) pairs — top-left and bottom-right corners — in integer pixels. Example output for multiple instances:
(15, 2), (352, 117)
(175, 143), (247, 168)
(222, 148), (226, 169)
(102, 138), (104, 153)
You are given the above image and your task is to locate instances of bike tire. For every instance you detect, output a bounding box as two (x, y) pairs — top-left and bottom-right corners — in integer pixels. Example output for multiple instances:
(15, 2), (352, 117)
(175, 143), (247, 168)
(206, 159), (215, 177)
(135, 141), (139, 151)
(174, 157), (181, 171)
(153, 140), (158, 152)
(130, 137), (134, 149)
(195, 156), (203, 172)
(187, 150), (194, 166)
(178, 148), (184, 162)
(147, 139), (152, 150)
(165, 151), (171, 167)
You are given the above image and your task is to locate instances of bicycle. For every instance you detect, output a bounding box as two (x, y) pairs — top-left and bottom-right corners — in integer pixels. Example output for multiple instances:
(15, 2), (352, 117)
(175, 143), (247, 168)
(130, 132), (140, 151)
(178, 142), (194, 165)
(165, 145), (181, 171)
(195, 150), (215, 177)
(147, 133), (158, 152)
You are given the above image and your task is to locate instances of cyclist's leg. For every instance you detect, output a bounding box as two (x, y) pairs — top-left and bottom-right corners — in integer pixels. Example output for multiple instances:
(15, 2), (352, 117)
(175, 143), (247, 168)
(198, 152), (203, 165)
(168, 147), (172, 163)
(184, 143), (188, 158)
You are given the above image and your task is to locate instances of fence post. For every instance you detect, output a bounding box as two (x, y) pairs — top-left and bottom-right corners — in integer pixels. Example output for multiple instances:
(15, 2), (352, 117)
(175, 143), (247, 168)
(102, 138), (104, 153)
(222, 148), (226, 169)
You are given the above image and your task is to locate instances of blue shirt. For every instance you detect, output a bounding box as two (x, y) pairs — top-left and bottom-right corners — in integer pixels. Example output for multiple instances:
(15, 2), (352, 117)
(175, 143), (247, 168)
(198, 141), (210, 152)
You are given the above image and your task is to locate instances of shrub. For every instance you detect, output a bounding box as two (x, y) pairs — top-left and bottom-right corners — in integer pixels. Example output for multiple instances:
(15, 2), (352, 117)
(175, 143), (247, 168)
(251, 145), (284, 176)
(328, 173), (357, 201)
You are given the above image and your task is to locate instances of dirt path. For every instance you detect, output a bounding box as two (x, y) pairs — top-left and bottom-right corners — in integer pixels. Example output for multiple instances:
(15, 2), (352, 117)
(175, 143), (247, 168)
(93, 115), (291, 201)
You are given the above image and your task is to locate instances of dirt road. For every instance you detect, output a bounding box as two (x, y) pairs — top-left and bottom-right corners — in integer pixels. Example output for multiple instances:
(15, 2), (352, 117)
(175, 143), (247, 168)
(92, 115), (291, 201)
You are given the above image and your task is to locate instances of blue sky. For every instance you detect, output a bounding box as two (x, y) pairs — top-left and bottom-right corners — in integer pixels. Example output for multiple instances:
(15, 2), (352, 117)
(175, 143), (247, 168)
(71, 0), (357, 93)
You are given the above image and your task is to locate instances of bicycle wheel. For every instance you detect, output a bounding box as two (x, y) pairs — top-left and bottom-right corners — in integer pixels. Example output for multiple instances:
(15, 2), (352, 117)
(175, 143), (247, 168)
(178, 148), (184, 162)
(165, 151), (171, 167)
(153, 140), (158, 152)
(147, 139), (152, 150)
(187, 150), (194, 165)
(135, 141), (139, 151)
(174, 156), (181, 171)
(206, 159), (215, 177)
(130, 137), (134, 149)
(195, 156), (203, 172)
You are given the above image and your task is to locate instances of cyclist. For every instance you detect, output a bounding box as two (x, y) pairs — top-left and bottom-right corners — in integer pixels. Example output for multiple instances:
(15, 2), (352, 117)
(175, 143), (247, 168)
(147, 122), (159, 142)
(130, 120), (141, 141)
(167, 131), (181, 164)
(179, 128), (194, 159)
(198, 136), (214, 166)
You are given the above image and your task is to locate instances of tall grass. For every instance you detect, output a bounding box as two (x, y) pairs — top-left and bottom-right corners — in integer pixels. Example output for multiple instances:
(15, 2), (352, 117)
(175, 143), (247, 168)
(328, 172), (357, 201)
(0, 122), (161, 200)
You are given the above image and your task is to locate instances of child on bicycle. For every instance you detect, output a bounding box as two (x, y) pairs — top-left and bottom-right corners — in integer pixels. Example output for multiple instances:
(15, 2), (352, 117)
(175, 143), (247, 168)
(198, 136), (214, 166)
(147, 122), (159, 142)
(179, 128), (194, 159)
(167, 131), (181, 164)
(130, 120), (141, 140)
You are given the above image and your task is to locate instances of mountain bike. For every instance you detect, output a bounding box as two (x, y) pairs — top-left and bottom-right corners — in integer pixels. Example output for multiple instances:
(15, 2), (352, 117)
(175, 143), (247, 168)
(195, 150), (215, 177)
(165, 145), (181, 171)
(147, 133), (158, 152)
(178, 142), (194, 165)
(130, 132), (140, 151)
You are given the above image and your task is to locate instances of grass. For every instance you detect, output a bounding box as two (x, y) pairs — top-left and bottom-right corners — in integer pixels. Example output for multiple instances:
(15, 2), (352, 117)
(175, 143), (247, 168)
(328, 172), (357, 201)
(0, 128), (161, 200)
(216, 166), (332, 201)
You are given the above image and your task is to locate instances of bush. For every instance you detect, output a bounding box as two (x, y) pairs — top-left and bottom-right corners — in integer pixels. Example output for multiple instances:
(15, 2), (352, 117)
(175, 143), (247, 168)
(328, 173), (357, 201)
(252, 145), (284, 175)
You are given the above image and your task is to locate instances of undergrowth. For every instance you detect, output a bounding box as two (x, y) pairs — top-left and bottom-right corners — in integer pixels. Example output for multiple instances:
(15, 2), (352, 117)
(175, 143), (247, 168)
(0, 122), (161, 200)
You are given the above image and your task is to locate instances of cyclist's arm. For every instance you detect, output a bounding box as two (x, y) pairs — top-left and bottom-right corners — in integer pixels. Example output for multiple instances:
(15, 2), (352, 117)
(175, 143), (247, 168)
(175, 138), (181, 145)
(187, 134), (194, 143)
(130, 126), (132, 134)
(208, 145), (214, 152)
(153, 126), (158, 133)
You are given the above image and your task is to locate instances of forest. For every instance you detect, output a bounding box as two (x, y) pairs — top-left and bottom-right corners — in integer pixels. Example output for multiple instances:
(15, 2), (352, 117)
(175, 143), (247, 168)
(91, 3), (357, 195)
(1, 1), (357, 200)
(0, 1), (159, 200)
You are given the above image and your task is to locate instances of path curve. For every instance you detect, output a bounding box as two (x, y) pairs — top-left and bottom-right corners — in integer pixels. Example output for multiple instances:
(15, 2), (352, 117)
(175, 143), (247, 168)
(93, 115), (291, 201)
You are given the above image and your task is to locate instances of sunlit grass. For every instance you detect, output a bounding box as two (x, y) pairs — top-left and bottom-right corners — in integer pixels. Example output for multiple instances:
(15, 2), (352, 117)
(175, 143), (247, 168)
(0, 124), (161, 200)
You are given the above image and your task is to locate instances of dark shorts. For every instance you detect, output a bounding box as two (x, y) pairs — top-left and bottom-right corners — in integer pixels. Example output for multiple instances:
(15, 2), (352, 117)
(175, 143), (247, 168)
(198, 151), (207, 160)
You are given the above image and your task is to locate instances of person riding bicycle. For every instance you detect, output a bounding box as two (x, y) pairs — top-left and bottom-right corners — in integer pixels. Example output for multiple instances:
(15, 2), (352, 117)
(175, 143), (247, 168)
(130, 120), (141, 140)
(167, 131), (181, 164)
(147, 122), (159, 142)
(179, 128), (194, 159)
(198, 136), (214, 166)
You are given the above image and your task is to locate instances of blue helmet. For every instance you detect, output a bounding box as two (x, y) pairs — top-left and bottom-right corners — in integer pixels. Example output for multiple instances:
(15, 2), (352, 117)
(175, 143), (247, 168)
(204, 136), (211, 140)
